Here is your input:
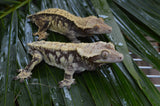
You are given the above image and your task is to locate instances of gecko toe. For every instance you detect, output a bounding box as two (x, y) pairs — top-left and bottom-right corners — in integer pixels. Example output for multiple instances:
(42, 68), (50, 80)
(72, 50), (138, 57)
(15, 69), (32, 82)
(58, 79), (75, 88)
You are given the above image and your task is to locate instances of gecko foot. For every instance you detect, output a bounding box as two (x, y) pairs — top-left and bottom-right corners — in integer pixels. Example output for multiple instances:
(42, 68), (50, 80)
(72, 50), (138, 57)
(14, 69), (32, 82)
(33, 32), (48, 40)
(58, 79), (76, 89)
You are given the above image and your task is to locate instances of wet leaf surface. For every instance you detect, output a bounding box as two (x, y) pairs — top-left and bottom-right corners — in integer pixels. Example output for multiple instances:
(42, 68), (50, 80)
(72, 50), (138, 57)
(0, 0), (160, 105)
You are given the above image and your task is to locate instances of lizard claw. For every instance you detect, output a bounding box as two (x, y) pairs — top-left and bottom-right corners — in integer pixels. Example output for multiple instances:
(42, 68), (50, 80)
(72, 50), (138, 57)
(58, 79), (75, 88)
(15, 69), (32, 82)
(33, 32), (48, 40)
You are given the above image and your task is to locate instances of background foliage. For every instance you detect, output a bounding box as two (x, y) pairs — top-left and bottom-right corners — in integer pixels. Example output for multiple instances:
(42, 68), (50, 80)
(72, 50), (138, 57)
(0, 0), (160, 105)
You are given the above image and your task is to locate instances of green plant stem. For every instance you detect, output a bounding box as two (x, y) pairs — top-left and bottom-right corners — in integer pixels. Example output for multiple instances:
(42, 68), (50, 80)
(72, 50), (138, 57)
(0, 0), (31, 19)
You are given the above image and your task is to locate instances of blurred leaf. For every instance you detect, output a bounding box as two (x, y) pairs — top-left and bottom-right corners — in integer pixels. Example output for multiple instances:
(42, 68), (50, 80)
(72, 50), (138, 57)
(0, 0), (30, 19)
(92, 0), (160, 105)
(113, 0), (160, 37)
(108, 0), (160, 71)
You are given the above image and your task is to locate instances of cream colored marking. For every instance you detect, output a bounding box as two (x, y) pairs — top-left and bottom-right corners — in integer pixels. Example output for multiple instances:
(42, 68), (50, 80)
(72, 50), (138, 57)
(64, 23), (68, 27)
(60, 56), (67, 66)
(68, 54), (74, 63)
(63, 51), (68, 54)
(72, 63), (78, 69)
(49, 16), (52, 21)
(52, 20), (56, 25)
(56, 51), (61, 57)
(57, 21), (64, 32)
(58, 21), (62, 28)
(49, 53), (56, 65)
(43, 55), (50, 64)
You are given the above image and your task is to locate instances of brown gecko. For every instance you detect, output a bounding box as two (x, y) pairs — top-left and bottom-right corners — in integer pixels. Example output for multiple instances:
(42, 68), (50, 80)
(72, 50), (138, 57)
(15, 41), (123, 88)
(28, 8), (112, 42)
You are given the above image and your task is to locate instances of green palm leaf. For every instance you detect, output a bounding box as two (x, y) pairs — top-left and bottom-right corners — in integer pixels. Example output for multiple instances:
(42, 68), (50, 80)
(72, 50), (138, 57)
(0, 0), (160, 105)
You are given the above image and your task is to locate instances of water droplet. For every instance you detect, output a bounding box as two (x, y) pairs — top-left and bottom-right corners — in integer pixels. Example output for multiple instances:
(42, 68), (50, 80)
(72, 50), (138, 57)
(100, 69), (107, 78)
(122, 98), (127, 105)
(55, 103), (59, 106)
(145, 50), (151, 55)
(0, 72), (4, 80)
(1, 57), (4, 62)
(98, 15), (108, 19)
(81, 99), (84, 103)
(64, 87), (72, 101)
(118, 42), (123, 46)
(107, 34), (114, 41)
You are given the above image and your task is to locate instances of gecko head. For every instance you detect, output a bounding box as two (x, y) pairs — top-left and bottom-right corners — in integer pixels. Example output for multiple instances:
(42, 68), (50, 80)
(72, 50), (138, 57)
(77, 41), (123, 64)
(85, 17), (112, 34)
(91, 49), (124, 63)
(95, 42), (123, 63)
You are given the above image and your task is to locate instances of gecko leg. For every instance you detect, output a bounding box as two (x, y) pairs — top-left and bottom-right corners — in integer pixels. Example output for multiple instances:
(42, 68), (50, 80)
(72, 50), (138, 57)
(15, 50), (43, 82)
(33, 20), (51, 40)
(67, 31), (81, 43)
(59, 69), (76, 89)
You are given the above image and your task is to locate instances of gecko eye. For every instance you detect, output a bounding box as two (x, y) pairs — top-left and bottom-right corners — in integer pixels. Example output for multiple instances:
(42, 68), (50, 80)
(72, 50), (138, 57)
(101, 50), (109, 59)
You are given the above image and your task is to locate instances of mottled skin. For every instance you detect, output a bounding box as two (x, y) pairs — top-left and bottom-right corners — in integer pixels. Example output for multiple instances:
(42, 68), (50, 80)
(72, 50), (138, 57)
(27, 8), (112, 42)
(15, 41), (123, 88)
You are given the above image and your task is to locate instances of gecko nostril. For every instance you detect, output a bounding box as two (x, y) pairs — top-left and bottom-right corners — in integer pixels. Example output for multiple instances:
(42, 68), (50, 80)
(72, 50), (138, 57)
(118, 54), (124, 61)
(119, 55), (124, 60)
